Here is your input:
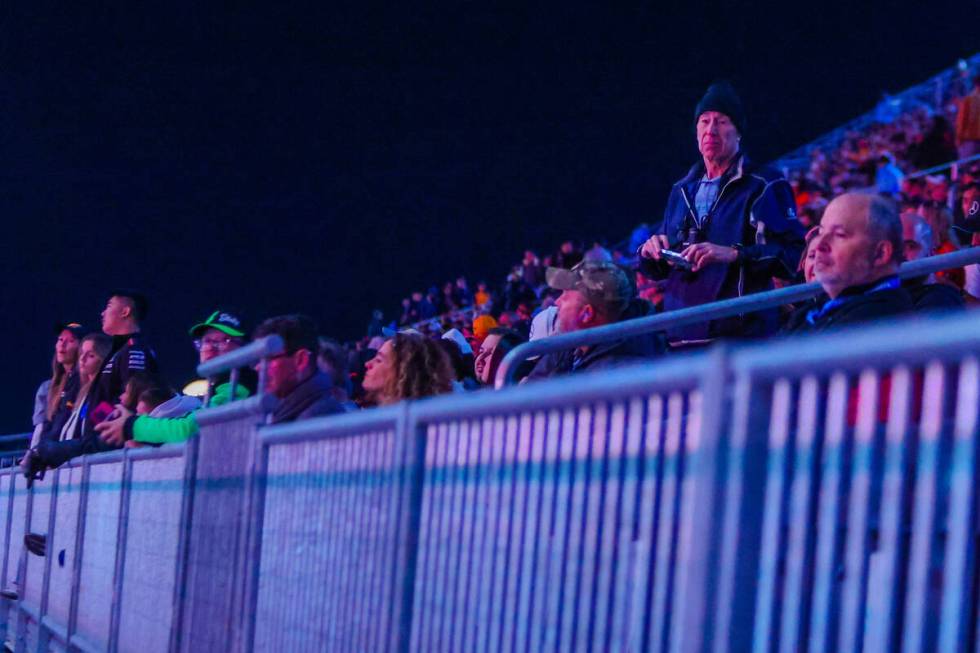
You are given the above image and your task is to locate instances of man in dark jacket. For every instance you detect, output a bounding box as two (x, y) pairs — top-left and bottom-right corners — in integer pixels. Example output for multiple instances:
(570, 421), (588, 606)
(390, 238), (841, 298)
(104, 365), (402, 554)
(784, 193), (913, 333)
(526, 261), (665, 380)
(639, 81), (805, 347)
(251, 314), (344, 423)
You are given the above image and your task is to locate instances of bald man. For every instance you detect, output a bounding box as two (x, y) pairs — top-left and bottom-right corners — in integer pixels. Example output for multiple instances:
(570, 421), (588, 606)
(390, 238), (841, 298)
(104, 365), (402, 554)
(785, 193), (913, 333)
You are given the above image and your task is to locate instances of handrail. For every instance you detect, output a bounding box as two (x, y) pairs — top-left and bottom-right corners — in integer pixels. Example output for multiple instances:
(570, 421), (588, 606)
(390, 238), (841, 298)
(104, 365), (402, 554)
(906, 152), (980, 179)
(495, 246), (980, 387)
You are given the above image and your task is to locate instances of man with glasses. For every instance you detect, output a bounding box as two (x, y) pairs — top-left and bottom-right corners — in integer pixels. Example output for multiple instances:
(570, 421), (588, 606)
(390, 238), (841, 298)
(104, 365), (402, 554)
(183, 310), (249, 396)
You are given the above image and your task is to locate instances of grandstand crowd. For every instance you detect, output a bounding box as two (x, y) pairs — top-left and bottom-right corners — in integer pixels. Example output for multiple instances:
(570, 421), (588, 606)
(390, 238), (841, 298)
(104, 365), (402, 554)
(19, 69), (980, 481)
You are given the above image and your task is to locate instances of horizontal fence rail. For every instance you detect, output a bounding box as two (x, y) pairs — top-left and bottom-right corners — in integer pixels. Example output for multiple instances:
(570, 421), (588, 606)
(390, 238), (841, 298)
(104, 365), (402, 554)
(0, 310), (978, 651)
(496, 246), (980, 387)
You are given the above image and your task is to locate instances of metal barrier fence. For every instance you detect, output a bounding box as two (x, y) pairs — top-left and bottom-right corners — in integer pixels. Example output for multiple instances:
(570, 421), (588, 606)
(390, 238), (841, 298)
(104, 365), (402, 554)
(496, 246), (980, 387)
(0, 310), (978, 651)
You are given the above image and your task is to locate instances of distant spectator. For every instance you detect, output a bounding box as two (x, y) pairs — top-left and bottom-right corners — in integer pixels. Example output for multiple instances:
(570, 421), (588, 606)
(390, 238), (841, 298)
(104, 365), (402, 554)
(361, 333), (454, 406)
(317, 337), (358, 411)
(474, 327), (531, 386)
(639, 81), (804, 347)
(955, 76), (980, 159)
(898, 211), (964, 311)
(412, 291), (436, 320)
(583, 240), (613, 263)
(474, 282), (491, 309)
(526, 261), (665, 381)
(30, 323), (86, 447)
(520, 250), (545, 287)
(97, 309), (252, 447)
(252, 314), (344, 423)
(798, 226), (821, 284)
(398, 297), (414, 326)
(874, 153), (904, 197)
(784, 193), (913, 333)
(553, 240), (584, 269)
(441, 282), (459, 312)
(960, 183), (980, 231)
(966, 231), (980, 305)
(366, 309), (385, 338)
(471, 314), (499, 343)
(910, 115), (957, 170)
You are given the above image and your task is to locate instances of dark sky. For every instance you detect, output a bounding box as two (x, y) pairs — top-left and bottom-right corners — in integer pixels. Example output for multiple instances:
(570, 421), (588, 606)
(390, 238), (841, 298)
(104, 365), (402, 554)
(2, 1), (977, 432)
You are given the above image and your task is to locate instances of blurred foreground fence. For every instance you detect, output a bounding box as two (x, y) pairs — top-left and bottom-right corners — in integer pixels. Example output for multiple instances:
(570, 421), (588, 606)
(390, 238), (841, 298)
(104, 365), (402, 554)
(0, 310), (978, 651)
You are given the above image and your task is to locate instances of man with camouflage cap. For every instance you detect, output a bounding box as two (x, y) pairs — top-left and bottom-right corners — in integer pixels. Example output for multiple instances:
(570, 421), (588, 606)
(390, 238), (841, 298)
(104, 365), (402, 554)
(524, 261), (665, 381)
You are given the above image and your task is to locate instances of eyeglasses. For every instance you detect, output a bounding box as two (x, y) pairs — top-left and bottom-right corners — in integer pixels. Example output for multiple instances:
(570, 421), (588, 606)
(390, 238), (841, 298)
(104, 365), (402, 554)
(193, 336), (240, 352)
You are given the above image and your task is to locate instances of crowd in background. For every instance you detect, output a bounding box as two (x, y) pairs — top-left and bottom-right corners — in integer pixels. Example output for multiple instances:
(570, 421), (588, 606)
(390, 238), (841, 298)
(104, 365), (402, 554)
(19, 68), (980, 479)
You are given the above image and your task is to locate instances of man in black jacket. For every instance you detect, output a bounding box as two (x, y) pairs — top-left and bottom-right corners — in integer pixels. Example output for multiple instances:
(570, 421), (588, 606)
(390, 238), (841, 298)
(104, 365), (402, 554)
(252, 315), (344, 423)
(785, 193), (913, 333)
(526, 261), (665, 381)
(639, 81), (805, 347)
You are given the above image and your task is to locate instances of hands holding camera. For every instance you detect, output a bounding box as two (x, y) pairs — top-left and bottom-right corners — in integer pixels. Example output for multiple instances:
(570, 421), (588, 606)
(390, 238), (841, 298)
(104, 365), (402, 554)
(639, 235), (737, 272)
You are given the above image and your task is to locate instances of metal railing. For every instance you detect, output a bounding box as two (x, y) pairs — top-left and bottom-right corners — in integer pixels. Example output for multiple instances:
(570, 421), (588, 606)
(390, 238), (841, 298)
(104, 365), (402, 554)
(2, 309), (978, 651)
(496, 246), (980, 387)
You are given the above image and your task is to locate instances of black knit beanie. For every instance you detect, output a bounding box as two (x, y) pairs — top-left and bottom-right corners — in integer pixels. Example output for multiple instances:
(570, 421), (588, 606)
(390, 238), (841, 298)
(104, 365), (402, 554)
(694, 81), (745, 135)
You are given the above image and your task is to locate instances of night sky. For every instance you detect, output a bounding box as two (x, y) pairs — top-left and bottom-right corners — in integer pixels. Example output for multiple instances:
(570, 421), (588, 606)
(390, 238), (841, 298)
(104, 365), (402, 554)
(2, 1), (976, 432)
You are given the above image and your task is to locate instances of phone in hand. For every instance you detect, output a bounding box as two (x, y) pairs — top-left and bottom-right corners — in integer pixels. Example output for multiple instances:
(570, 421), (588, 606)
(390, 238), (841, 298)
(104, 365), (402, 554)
(660, 249), (692, 270)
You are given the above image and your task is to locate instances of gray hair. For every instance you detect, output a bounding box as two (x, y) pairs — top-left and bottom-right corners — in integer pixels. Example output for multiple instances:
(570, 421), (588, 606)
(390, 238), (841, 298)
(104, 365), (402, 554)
(866, 194), (904, 264)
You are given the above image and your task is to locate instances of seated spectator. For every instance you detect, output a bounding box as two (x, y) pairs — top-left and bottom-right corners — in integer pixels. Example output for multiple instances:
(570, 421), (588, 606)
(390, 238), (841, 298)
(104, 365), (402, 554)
(183, 310), (251, 397)
(252, 314), (344, 423)
(784, 193), (913, 333)
(136, 386), (200, 418)
(439, 329), (479, 391)
(96, 310), (255, 446)
(525, 261), (665, 381)
(361, 333), (454, 406)
(317, 337), (359, 411)
(553, 240), (584, 269)
(471, 314), (499, 345)
(474, 327), (532, 386)
(918, 198), (965, 288)
(520, 250), (545, 288)
(899, 211), (965, 311)
(31, 323), (86, 447)
(874, 152), (904, 197)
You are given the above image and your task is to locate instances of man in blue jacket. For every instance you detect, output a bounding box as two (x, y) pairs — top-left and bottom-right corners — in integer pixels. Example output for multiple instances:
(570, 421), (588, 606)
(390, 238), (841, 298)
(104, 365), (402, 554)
(639, 81), (805, 347)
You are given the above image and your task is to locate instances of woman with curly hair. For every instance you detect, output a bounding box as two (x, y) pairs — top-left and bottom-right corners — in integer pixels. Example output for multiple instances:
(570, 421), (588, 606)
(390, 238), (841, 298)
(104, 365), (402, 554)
(361, 333), (454, 406)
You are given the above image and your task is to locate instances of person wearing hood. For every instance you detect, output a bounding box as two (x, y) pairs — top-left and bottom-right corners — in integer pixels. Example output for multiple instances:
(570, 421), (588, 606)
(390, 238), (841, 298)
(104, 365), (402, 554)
(638, 81), (804, 348)
(525, 261), (665, 381)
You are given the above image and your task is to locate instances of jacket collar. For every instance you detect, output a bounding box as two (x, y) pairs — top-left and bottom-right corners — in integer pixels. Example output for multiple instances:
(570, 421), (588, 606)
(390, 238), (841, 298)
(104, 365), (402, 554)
(679, 151), (746, 188)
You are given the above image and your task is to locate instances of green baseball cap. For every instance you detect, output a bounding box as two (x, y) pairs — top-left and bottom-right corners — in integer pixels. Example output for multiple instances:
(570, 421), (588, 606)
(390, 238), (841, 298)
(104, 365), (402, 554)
(188, 310), (246, 338)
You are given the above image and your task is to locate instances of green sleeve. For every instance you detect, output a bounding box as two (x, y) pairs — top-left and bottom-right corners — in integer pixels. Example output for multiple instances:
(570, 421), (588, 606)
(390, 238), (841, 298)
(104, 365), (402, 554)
(132, 382), (250, 444)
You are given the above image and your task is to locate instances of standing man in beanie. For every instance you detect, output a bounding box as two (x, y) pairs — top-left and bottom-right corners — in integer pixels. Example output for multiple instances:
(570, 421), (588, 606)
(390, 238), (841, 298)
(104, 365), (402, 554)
(639, 81), (805, 348)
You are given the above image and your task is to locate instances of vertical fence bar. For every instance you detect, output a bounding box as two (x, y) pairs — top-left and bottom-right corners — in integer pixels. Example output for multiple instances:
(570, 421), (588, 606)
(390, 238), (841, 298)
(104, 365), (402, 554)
(107, 454), (134, 653)
(67, 461), (90, 646)
(837, 369), (881, 652)
(862, 366), (913, 653)
(938, 357), (980, 652)
(902, 361), (946, 652)
(396, 406), (427, 653)
(169, 437), (198, 653)
(750, 378), (793, 653)
(38, 467), (61, 650)
(808, 372), (850, 652)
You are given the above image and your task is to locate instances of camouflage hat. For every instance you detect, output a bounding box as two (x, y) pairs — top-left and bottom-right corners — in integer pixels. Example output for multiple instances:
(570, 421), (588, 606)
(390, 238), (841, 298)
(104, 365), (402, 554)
(545, 261), (633, 313)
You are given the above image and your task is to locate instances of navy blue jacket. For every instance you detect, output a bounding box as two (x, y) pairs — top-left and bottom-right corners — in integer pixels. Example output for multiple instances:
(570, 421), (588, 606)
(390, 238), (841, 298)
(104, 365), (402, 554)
(640, 153), (805, 344)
